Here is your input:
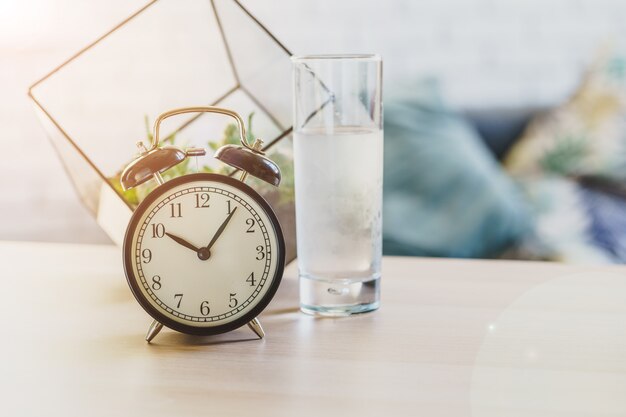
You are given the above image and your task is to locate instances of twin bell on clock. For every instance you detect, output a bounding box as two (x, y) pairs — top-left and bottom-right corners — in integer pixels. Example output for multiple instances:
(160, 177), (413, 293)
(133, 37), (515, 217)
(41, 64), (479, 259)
(120, 106), (286, 343)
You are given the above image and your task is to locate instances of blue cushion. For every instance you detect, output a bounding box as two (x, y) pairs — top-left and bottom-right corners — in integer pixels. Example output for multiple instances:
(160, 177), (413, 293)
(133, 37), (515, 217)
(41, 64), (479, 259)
(383, 79), (531, 258)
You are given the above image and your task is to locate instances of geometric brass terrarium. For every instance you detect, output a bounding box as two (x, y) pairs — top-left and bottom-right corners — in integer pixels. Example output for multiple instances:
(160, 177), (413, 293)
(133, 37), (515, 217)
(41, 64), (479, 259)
(28, 0), (296, 261)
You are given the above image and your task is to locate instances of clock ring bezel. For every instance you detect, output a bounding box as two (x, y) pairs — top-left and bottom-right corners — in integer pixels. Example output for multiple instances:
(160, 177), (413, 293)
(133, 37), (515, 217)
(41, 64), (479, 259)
(122, 173), (285, 337)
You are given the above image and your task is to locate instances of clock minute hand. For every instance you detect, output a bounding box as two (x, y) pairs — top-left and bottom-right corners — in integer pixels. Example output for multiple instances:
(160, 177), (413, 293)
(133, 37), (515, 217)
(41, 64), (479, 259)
(205, 206), (238, 251)
(165, 232), (200, 253)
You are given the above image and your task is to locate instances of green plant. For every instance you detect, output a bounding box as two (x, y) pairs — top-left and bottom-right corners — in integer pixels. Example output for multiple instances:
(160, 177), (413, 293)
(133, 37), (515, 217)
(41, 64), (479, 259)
(109, 113), (294, 208)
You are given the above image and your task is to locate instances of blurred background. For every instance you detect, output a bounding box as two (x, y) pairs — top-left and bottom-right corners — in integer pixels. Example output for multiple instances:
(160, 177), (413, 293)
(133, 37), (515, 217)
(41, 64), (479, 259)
(4, 0), (626, 262)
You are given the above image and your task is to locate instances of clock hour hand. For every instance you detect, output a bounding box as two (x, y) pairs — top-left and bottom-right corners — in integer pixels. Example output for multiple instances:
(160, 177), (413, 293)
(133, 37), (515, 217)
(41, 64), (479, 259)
(165, 232), (200, 253)
(205, 206), (238, 252)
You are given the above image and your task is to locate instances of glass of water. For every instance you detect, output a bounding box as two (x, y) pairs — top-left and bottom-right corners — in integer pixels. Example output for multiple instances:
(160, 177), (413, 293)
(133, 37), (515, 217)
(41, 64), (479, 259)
(292, 54), (383, 316)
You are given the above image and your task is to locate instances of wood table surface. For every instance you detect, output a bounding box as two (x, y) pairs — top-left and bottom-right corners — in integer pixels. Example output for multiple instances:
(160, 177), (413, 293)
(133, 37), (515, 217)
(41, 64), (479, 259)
(2, 241), (626, 417)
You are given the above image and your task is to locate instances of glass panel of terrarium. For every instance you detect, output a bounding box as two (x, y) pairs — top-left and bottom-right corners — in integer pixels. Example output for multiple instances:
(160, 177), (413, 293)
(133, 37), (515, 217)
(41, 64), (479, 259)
(212, 0), (292, 139)
(30, 0), (237, 178)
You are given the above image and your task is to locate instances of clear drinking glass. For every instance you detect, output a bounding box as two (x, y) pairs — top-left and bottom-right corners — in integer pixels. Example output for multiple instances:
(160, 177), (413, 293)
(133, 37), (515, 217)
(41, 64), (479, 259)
(292, 54), (383, 316)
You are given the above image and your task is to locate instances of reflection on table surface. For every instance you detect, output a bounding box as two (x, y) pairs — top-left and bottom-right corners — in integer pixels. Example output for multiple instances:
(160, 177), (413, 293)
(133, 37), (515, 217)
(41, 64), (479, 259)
(470, 271), (626, 416)
(2, 241), (626, 416)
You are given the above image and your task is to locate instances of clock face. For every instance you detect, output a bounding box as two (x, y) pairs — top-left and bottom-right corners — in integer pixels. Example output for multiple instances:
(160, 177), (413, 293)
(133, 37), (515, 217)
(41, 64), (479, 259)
(123, 173), (285, 336)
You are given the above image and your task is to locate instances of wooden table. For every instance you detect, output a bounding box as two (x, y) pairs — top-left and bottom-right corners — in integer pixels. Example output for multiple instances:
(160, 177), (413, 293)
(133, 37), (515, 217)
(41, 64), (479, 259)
(2, 241), (626, 416)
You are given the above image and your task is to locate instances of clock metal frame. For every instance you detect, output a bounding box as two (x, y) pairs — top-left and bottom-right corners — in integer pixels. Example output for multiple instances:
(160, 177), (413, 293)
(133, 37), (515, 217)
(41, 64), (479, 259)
(122, 172), (285, 337)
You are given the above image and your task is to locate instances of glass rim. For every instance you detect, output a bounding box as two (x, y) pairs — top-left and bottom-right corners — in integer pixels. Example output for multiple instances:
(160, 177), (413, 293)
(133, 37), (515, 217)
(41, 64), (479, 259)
(291, 53), (381, 63)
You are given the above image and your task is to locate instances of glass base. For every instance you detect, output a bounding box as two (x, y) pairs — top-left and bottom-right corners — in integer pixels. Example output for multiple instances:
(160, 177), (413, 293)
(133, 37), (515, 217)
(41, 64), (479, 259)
(299, 274), (380, 317)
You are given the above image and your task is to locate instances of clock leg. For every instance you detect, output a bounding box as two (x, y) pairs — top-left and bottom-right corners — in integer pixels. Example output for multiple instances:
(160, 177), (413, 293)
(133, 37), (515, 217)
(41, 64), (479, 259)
(247, 317), (265, 339)
(145, 320), (164, 343)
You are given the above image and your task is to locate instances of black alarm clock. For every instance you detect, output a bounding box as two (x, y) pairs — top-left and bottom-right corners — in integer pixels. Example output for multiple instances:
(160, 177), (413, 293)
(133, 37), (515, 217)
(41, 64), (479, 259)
(120, 106), (285, 342)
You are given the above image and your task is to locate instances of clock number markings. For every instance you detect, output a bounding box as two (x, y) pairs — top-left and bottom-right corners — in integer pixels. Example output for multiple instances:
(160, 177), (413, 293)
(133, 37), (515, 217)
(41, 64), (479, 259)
(256, 245), (265, 260)
(151, 275), (162, 290)
(151, 223), (165, 238)
(169, 202), (182, 218)
(246, 272), (256, 286)
(229, 293), (238, 308)
(174, 294), (183, 308)
(200, 301), (210, 316)
(141, 249), (152, 263)
(135, 186), (275, 322)
(195, 193), (210, 208)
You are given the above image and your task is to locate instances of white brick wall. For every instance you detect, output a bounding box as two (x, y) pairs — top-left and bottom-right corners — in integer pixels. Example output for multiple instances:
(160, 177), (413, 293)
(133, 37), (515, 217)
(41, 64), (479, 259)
(245, 0), (626, 108)
(3, 0), (626, 243)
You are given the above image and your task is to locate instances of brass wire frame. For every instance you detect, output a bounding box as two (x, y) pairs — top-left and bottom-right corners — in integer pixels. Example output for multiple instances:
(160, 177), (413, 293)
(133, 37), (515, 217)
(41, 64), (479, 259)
(27, 0), (293, 212)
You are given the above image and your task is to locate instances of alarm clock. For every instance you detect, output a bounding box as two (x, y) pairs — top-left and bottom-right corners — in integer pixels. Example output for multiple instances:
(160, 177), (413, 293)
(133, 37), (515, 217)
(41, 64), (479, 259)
(120, 106), (285, 342)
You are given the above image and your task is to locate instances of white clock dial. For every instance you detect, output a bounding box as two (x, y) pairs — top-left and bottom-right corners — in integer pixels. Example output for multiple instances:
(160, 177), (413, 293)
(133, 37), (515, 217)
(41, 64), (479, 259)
(124, 174), (283, 332)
